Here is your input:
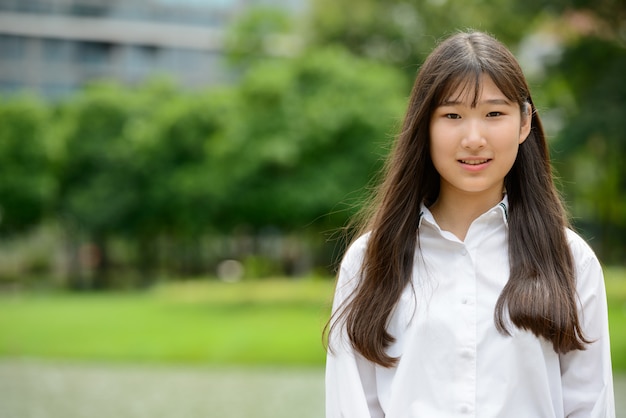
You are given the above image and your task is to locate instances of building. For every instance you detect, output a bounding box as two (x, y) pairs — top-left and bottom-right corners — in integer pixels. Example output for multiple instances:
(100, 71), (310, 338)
(0, 0), (303, 99)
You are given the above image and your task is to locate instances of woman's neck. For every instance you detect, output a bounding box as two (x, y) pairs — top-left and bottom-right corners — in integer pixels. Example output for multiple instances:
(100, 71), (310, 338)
(429, 190), (504, 241)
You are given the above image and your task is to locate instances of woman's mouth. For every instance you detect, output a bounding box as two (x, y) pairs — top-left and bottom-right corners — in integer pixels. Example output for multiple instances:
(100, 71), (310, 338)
(459, 159), (491, 165)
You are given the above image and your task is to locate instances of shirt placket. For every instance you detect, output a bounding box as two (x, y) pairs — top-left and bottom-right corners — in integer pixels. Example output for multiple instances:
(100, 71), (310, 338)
(457, 242), (477, 417)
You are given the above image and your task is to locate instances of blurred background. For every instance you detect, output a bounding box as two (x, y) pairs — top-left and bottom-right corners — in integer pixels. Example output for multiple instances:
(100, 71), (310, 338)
(0, 0), (624, 417)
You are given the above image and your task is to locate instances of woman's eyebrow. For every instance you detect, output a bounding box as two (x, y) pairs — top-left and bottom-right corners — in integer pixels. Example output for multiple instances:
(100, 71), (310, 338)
(439, 98), (512, 106)
(481, 98), (512, 105)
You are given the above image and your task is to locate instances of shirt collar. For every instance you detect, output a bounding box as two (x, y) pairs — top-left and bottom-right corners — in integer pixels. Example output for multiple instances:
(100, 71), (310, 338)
(418, 194), (509, 229)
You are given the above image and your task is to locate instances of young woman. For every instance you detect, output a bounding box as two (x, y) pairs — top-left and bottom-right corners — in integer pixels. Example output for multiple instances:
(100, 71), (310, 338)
(325, 31), (615, 417)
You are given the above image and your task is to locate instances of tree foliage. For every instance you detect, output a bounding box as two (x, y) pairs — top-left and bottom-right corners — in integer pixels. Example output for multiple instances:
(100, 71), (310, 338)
(224, 47), (406, 231)
(548, 36), (626, 262)
(0, 45), (406, 286)
(0, 97), (53, 234)
(307, 0), (542, 74)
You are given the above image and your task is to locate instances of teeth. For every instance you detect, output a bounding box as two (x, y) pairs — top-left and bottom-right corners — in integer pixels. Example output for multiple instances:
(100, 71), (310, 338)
(460, 159), (489, 165)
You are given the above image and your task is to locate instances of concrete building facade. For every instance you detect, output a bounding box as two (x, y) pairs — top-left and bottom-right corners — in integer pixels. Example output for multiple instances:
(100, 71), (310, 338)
(0, 0), (301, 98)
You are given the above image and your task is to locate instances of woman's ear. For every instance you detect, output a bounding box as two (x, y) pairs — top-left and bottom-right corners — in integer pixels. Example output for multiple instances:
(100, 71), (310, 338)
(519, 103), (532, 144)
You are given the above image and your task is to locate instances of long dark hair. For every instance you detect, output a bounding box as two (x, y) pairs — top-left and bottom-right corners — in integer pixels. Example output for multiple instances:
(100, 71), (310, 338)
(328, 30), (589, 368)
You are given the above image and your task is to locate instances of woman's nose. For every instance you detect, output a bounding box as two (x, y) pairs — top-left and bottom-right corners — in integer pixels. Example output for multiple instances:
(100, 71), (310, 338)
(461, 119), (486, 149)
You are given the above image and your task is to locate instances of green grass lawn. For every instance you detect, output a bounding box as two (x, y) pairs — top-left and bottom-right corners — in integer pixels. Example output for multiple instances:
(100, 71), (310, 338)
(0, 269), (625, 370)
(606, 268), (626, 371)
(0, 279), (335, 366)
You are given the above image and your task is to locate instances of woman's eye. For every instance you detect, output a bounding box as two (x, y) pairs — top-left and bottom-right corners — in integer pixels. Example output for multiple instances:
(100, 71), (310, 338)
(445, 113), (461, 119)
(487, 111), (502, 117)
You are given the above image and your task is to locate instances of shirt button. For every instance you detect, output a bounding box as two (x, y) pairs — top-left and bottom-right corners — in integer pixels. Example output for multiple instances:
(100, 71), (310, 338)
(460, 404), (472, 414)
(461, 349), (474, 359)
(460, 248), (468, 256)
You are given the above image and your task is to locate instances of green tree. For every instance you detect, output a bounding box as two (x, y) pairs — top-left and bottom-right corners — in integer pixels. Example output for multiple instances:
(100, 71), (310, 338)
(54, 82), (165, 288)
(224, 6), (297, 67)
(307, 0), (542, 73)
(129, 89), (236, 277)
(548, 36), (626, 263)
(223, 46), (407, 233)
(53, 79), (246, 284)
(0, 97), (54, 235)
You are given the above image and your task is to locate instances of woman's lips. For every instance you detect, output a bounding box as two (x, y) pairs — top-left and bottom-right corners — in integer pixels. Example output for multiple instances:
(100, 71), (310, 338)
(458, 158), (492, 171)
(459, 159), (490, 165)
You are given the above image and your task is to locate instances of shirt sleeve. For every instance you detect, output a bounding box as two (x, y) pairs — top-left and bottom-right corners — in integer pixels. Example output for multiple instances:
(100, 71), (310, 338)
(560, 232), (615, 418)
(325, 236), (385, 418)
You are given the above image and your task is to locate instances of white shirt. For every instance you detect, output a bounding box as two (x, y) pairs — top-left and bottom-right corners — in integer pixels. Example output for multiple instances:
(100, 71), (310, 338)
(326, 198), (615, 418)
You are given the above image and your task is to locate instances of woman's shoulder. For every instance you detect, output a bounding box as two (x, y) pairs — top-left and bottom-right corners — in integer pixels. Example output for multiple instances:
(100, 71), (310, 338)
(340, 232), (371, 272)
(332, 233), (371, 303)
(565, 228), (601, 271)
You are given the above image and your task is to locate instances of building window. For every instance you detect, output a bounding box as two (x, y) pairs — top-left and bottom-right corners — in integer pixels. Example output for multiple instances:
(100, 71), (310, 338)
(43, 38), (74, 62)
(12, 0), (53, 13)
(70, 1), (112, 17)
(0, 34), (25, 59)
(75, 40), (113, 65)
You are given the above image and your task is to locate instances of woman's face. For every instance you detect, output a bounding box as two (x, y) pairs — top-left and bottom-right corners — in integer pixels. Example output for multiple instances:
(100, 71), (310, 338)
(429, 74), (531, 205)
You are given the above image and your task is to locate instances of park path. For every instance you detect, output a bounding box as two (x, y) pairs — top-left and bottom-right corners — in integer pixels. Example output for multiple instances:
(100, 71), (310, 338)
(0, 359), (324, 418)
(0, 358), (623, 418)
